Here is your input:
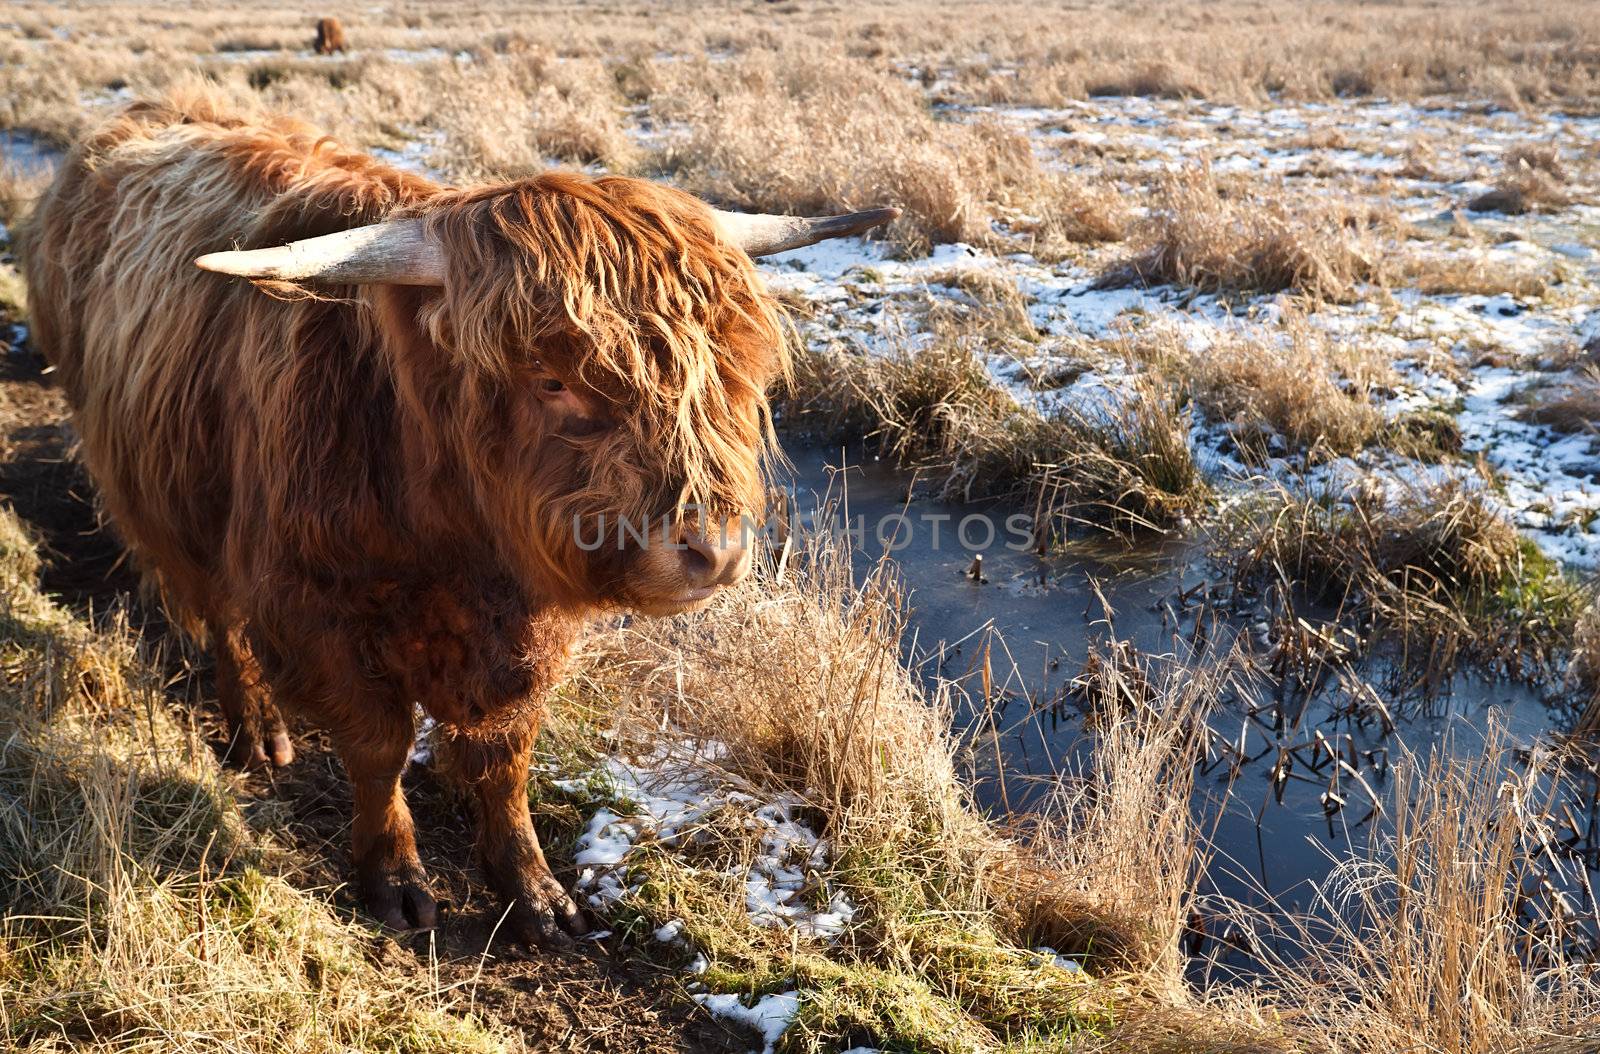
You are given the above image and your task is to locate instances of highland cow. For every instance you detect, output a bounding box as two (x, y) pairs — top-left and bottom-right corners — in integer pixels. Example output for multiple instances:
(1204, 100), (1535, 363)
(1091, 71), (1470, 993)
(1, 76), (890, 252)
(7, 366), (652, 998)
(19, 86), (893, 946)
(313, 16), (346, 54)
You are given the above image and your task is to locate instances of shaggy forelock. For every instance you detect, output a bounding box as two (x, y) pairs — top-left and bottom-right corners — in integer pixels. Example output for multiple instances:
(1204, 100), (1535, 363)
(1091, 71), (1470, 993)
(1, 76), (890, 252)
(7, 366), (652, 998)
(405, 173), (788, 602)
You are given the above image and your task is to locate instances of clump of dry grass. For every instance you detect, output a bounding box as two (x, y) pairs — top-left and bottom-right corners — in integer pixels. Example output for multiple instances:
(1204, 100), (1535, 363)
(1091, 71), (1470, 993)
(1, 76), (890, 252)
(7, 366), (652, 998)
(228, 50), (642, 178)
(1124, 313), (1398, 461)
(1100, 167), (1386, 300)
(1085, 59), (1208, 100)
(1505, 142), (1568, 182)
(650, 51), (1125, 256)
(1467, 157), (1573, 215)
(1221, 479), (1580, 676)
(1266, 728), (1600, 1053)
(0, 508), (507, 1052)
(428, 51), (640, 176)
(1002, 174), (1133, 261)
(1516, 367), (1600, 433)
(782, 305), (1204, 537)
(1022, 640), (1217, 980)
(1395, 138), (1442, 182)
(1395, 247), (1553, 299)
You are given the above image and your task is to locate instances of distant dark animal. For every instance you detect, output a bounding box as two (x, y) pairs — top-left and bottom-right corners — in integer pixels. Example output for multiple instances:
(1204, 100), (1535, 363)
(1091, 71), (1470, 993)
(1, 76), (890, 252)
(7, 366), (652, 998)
(19, 84), (894, 946)
(313, 16), (346, 55)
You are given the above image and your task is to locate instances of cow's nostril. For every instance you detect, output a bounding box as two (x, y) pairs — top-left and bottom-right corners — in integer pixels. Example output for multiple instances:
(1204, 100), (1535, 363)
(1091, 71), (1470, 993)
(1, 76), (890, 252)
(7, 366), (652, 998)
(678, 536), (715, 581)
(676, 526), (746, 588)
(677, 529), (723, 579)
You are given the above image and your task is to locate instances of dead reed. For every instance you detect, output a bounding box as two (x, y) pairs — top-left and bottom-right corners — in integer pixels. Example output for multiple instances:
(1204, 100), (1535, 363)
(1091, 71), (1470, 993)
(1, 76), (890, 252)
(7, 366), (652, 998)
(1220, 478), (1581, 678)
(1099, 167), (1386, 301)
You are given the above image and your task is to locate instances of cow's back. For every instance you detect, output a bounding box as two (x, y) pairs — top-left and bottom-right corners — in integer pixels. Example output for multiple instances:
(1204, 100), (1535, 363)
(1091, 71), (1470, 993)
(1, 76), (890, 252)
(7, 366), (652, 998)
(20, 85), (439, 622)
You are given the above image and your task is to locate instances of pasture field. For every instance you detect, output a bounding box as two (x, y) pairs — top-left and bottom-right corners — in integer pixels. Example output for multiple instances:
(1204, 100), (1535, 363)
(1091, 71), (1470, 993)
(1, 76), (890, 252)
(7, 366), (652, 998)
(4, 1), (1600, 1051)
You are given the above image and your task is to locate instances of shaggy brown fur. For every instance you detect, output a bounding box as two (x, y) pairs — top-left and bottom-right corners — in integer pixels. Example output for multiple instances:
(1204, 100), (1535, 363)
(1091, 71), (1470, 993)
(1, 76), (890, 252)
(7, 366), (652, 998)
(18, 84), (786, 946)
(313, 16), (347, 55)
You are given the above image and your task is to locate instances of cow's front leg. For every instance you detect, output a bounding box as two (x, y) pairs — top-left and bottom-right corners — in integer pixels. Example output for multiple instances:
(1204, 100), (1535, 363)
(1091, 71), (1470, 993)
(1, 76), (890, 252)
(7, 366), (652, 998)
(450, 713), (587, 948)
(332, 703), (437, 931)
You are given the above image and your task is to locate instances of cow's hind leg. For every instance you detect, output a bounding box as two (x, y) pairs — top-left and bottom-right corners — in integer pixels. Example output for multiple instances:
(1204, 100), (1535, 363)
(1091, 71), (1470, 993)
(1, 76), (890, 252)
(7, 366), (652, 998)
(332, 702), (438, 931)
(211, 621), (294, 769)
(448, 713), (586, 948)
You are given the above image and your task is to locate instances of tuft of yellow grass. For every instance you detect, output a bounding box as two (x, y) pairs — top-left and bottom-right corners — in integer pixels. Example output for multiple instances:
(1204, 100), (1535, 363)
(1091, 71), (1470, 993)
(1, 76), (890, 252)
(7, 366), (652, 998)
(1021, 640), (1219, 983)
(1467, 156), (1573, 215)
(1123, 311), (1398, 461)
(1101, 167), (1386, 301)
(429, 51), (640, 177)
(1517, 367), (1600, 434)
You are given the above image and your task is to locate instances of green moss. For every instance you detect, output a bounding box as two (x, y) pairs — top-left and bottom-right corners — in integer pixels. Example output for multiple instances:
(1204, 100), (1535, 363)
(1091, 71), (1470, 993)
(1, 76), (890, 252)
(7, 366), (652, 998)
(569, 816), (1106, 1054)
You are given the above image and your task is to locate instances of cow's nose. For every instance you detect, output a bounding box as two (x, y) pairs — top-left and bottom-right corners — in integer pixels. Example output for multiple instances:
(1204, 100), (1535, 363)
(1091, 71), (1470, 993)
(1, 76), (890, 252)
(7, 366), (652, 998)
(676, 521), (750, 589)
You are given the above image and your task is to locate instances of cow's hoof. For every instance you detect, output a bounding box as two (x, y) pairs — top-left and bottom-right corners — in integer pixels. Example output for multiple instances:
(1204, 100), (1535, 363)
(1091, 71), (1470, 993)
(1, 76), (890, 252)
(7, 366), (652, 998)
(361, 864), (439, 932)
(223, 728), (295, 770)
(504, 875), (588, 950)
(266, 729), (296, 767)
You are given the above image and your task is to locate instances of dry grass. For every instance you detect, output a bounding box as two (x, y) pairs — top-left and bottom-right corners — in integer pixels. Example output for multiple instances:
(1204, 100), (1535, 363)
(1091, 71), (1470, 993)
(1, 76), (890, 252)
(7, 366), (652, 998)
(1569, 600), (1600, 739)
(649, 51), (1125, 256)
(0, 166), (49, 235)
(782, 304), (1205, 537)
(563, 527), (1296, 1051)
(1467, 157), (1574, 215)
(0, 1), (1588, 264)
(1517, 368), (1600, 433)
(4, 0), (1600, 117)
(1099, 168), (1386, 301)
(426, 51), (640, 177)
(1264, 728), (1600, 1053)
(1221, 478), (1581, 677)
(1395, 246), (1554, 299)
(1022, 642), (1217, 982)
(0, 508), (509, 1052)
(1124, 313), (1400, 461)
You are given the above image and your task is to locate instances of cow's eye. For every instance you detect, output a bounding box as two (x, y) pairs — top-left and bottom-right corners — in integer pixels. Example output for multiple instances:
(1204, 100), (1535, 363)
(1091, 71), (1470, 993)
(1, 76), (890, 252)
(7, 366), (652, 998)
(539, 377), (566, 394)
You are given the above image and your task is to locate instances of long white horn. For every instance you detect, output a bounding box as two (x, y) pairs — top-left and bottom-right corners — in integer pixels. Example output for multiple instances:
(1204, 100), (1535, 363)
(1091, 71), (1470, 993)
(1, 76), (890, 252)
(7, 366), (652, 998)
(195, 219), (445, 285)
(711, 205), (900, 258)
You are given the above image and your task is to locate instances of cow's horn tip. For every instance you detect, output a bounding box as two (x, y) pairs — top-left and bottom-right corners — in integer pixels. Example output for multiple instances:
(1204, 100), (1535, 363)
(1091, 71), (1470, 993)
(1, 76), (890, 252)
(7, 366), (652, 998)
(195, 252), (242, 275)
